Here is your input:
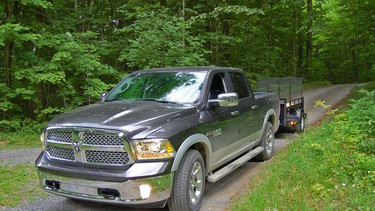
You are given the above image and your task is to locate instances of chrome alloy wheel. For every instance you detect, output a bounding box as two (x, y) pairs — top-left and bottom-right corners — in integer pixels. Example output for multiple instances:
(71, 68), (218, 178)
(189, 161), (204, 205)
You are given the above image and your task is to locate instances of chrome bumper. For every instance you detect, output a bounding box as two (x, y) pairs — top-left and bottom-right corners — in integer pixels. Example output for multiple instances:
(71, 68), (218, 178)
(37, 170), (173, 207)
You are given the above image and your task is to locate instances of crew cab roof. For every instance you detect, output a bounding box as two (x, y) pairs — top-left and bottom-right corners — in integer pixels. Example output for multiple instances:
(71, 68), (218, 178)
(132, 66), (243, 74)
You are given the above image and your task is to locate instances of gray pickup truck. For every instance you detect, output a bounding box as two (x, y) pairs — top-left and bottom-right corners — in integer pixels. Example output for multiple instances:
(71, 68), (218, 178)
(35, 67), (279, 211)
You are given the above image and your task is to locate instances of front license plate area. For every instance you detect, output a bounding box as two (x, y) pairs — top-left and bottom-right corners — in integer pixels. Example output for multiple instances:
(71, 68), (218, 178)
(60, 183), (98, 196)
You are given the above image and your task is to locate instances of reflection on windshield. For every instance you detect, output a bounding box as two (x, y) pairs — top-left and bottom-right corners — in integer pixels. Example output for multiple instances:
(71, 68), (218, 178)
(105, 72), (206, 104)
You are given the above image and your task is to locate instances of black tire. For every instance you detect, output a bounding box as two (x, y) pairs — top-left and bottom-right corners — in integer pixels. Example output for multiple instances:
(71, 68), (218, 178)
(295, 117), (305, 133)
(168, 150), (205, 211)
(255, 122), (275, 161)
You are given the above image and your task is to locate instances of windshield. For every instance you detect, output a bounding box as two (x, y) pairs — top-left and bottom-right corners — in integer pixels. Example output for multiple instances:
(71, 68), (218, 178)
(105, 72), (207, 104)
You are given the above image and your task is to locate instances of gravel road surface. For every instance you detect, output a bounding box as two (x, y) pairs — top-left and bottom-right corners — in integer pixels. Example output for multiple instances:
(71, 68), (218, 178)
(0, 84), (363, 211)
(0, 148), (41, 166)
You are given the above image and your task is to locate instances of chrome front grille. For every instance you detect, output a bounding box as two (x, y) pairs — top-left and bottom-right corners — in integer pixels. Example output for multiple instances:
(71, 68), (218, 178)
(47, 145), (75, 161)
(45, 128), (132, 166)
(83, 133), (123, 145)
(86, 150), (130, 165)
(47, 131), (73, 143)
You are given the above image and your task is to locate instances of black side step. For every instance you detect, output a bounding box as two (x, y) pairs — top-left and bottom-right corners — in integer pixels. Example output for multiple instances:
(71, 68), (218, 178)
(207, 147), (264, 183)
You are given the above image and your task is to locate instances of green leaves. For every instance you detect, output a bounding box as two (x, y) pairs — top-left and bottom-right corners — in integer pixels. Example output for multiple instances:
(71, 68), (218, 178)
(20, 0), (53, 9)
(0, 24), (40, 46)
(314, 0), (375, 82)
(0, 0), (374, 128)
(118, 6), (209, 69)
(213, 5), (264, 16)
(347, 89), (375, 142)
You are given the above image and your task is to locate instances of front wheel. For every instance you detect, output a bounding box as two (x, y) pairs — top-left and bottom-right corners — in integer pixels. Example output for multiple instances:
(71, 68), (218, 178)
(168, 150), (205, 211)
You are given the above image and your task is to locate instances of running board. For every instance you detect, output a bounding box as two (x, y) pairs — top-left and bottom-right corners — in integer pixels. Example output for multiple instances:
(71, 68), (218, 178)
(207, 147), (264, 183)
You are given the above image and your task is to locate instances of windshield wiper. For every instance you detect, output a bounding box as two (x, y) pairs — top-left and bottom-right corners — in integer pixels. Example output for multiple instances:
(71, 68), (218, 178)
(105, 98), (123, 102)
(137, 98), (177, 104)
(156, 100), (178, 104)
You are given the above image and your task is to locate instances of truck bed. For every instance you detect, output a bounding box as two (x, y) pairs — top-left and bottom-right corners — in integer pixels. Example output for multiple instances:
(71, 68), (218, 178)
(254, 92), (276, 100)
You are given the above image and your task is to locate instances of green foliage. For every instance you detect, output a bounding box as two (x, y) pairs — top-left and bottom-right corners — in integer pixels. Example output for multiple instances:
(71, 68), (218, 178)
(20, 0), (53, 9)
(0, 0), (374, 127)
(304, 80), (332, 90)
(314, 0), (375, 83)
(0, 119), (45, 148)
(231, 87), (375, 210)
(347, 89), (375, 153)
(118, 6), (210, 69)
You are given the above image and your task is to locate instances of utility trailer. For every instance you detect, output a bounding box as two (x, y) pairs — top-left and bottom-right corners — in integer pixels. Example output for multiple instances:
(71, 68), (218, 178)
(257, 77), (306, 132)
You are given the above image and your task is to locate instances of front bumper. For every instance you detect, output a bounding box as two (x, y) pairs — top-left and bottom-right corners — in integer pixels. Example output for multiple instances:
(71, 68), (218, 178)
(37, 170), (173, 208)
(35, 152), (174, 208)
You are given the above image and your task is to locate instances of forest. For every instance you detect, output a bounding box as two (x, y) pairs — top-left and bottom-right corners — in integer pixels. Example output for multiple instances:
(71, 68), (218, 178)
(0, 0), (374, 130)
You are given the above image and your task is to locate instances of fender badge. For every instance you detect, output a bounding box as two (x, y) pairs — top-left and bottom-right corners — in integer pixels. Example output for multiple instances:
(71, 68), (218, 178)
(206, 128), (222, 138)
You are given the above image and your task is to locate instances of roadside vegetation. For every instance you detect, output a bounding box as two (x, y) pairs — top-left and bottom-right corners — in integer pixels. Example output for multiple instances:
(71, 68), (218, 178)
(0, 125), (42, 150)
(0, 163), (47, 207)
(303, 80), (332, 90)
(231, 83), (375, 210)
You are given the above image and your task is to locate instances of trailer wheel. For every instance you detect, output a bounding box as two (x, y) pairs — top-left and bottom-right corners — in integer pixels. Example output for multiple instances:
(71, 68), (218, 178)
(168, 149), (205, 211)
(296, 117), (305, 132)
(255, 122), (274, 161)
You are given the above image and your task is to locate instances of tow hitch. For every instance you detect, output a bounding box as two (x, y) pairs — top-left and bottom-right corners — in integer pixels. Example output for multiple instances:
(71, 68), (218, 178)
(45, 180), (60, 190)
(98, 188), (121, 199)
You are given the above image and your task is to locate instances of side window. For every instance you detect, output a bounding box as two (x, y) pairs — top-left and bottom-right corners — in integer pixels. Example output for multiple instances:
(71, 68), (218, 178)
(209, 73), (226, 99)
(229, 72), (250, 99)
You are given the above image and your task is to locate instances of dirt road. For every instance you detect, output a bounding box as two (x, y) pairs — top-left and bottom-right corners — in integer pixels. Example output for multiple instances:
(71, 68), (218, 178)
(1, 84), (363, 211)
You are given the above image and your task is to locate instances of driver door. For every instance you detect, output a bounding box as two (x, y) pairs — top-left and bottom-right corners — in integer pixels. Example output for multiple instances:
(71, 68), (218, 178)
(205, 72), (241, 168)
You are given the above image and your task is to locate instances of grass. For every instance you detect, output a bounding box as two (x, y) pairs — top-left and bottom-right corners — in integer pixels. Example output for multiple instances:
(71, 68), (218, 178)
(0, 131), (41, 150)
(0, 163), (48, 208)
(230, 82), (375, 210)
(0, 118), (46, 150)
(231, 128), (374, 210)
(0, 123), (46, 208)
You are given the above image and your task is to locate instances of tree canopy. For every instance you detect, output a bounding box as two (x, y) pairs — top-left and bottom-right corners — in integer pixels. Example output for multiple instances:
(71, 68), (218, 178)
(1, 0), (374, 129)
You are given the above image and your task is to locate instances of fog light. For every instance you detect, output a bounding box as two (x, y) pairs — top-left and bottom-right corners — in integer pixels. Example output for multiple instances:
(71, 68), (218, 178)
(139, 184), (151, 199)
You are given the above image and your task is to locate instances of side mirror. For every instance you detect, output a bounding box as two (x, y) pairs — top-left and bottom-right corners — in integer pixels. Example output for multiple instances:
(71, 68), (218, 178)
(208, 93), (239, 108)
(100, 92), (108, 102)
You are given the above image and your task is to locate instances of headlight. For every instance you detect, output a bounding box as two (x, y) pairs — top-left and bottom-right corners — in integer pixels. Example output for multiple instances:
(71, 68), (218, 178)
(132, 139), (175, 160)
(40, 131), (46, 151)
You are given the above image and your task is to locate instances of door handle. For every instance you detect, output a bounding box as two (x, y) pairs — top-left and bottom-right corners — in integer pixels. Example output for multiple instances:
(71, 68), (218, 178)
(251, 105), (258, 110)
(231, 111), (240, 116)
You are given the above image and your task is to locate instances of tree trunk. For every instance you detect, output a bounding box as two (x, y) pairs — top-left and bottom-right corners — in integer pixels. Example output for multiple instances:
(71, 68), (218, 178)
(87, 0), (94, 31)
(292, 0), (297, 76)
(298, 31), (304, 76)
(4, 41), (14, 88)
(223, 13), (230, 65)
(306, 0), (313, 79)
(351, 42), (359, 82)
(3, 0), (15, 88)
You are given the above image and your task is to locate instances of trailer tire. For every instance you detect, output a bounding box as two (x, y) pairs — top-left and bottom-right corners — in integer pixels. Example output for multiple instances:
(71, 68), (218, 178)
(295, 117), (305, 133)
(255, 122), (274, 161)
(168, 149), (205, 211)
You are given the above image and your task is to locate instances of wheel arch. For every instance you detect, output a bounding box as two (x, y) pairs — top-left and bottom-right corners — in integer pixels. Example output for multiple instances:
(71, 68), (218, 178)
(262, 109), (279, 134)
(171, 134), (212, 174)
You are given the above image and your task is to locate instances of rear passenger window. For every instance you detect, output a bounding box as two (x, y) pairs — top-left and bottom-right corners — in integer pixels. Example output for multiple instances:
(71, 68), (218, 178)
(229, 72), (250, 99)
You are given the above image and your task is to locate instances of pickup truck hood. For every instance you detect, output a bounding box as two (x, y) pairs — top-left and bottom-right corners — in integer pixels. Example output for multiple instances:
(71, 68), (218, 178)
(47, 101), (197, 139)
